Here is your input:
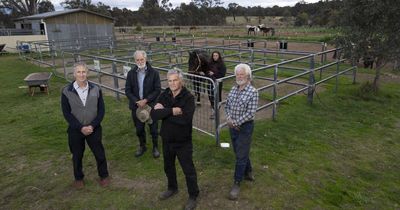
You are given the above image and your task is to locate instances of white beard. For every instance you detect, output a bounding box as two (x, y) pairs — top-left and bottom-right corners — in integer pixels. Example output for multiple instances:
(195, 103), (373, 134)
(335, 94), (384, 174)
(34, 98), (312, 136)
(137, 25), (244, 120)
(137, 63), (146, 69)
(236, 80), (247, 86)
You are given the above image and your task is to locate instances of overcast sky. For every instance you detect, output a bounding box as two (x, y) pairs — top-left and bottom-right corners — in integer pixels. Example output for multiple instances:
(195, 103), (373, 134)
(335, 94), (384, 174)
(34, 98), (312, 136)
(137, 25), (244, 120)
(52, 0), (321, 11)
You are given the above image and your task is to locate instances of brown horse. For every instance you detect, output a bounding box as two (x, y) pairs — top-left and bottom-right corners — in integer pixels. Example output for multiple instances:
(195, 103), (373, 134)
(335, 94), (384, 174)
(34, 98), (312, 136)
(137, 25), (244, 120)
(258, 26), (275, 36)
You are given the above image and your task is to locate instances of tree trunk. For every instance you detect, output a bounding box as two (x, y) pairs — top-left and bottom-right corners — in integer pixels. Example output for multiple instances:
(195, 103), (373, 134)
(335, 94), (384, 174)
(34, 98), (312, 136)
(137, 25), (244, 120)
(373, 57), (385, 92)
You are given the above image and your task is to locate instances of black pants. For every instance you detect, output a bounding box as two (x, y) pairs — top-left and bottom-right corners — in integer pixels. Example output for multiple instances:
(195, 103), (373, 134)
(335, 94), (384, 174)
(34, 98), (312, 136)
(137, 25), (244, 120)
(68, 126), (109, 180)
(208, 80), (223, 109)
(131, 111), (158, 148)
(162, 140), (199, 198)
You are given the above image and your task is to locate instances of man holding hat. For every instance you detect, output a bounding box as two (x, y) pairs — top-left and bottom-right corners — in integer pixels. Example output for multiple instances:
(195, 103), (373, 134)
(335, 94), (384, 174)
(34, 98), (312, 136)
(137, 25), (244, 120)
(125, 50), (161, 158)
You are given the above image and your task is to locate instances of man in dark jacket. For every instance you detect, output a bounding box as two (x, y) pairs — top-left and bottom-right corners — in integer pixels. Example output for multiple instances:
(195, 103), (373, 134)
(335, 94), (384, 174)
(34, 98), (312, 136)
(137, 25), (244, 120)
(125, 50), (161, 158)
(61, 62), (110, 188)
(151, 69), (199, 210)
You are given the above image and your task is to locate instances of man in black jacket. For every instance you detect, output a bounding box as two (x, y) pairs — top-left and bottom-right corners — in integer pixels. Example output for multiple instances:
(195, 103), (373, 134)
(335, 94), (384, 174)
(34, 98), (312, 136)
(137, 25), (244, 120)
(61, 62), (110, 188)
(125, 50), (161, 158)
(151, 69), (199, 210)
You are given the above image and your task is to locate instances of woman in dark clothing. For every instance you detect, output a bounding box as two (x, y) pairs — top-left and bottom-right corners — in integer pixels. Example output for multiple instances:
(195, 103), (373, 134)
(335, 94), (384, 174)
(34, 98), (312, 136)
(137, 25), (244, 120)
(208, 51), (227, 119)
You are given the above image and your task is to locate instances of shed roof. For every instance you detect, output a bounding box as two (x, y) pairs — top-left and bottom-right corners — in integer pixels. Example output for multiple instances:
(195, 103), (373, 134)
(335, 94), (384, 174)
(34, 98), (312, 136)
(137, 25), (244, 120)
(14, 9), (114, 21)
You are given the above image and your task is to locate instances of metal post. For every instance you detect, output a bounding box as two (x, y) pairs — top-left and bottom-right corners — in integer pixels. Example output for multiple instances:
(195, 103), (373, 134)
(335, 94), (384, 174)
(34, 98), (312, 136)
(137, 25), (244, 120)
(214, 79), (220, 146)
(112, 61), (120, 100)
(250, 48), (254, 69)
(307, 55), (315, 105)
(334, 48), (339, 93)
(320, 42), (326, 64)
(264, 41), (267, 65)
(272, 65), (278, 120)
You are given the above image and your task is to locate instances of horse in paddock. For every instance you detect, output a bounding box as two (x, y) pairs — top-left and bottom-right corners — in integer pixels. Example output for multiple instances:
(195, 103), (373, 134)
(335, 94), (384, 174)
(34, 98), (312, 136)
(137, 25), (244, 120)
(258, 26), (275, 36)
(173, 26), (180, 32)
(188, 50), (216, 105)
(246, 25), (259, 36)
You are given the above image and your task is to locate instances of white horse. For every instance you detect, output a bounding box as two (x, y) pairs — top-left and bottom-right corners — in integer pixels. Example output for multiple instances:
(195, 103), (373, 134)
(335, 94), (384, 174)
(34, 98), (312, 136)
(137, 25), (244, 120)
(246, 25), (259, 35)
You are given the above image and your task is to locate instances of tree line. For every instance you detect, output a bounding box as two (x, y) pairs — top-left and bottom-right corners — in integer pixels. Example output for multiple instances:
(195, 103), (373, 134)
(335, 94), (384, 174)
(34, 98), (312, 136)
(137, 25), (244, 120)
(0, 0), (343, 27)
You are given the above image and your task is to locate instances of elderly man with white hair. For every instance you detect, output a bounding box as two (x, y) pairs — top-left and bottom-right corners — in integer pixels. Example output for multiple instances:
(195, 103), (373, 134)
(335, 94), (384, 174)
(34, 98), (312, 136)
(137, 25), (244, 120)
(125, 50), (161, 158)
(225, 63), (259, 200)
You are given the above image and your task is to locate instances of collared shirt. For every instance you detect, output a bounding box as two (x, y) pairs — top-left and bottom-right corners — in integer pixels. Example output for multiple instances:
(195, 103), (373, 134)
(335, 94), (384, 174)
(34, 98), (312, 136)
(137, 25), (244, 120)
(73, 81), (89, 106)
(225, 83), (259, 127)
(136, 65), (147, 99)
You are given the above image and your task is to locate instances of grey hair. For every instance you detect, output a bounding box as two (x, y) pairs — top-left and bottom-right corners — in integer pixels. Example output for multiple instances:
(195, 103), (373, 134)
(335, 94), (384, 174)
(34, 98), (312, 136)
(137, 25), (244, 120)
(73, 62), (88, 72)
(133, 50), (147, 59)
(167, 67), (184, 80)
(234, 63), (252, 80)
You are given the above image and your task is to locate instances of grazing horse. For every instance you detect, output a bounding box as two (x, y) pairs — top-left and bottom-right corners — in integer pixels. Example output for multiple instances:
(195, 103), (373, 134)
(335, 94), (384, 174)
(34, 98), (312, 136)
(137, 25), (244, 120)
(258, 26), (275, 36)
(188, 50), (214, 104)
(173, 26), (180, 32)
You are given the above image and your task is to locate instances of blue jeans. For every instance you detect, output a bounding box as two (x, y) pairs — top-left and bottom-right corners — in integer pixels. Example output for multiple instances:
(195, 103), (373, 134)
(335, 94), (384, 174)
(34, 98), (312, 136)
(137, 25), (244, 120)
(229, 121), (254, 182)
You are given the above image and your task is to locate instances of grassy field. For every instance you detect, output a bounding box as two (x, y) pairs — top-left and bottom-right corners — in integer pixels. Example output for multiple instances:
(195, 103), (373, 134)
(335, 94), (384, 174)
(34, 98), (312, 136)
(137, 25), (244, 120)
(1, 54), (399, 209)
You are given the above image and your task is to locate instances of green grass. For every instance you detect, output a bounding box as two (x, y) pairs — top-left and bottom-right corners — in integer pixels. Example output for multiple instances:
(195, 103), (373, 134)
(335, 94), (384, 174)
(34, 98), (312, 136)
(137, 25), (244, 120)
(1, 54), (399, 209)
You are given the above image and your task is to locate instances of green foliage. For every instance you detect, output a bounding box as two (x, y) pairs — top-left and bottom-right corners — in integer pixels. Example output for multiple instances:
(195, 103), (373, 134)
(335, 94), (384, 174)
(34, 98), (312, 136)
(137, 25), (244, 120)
(335, 0), (400, 80)
(135, 24), (142, 31)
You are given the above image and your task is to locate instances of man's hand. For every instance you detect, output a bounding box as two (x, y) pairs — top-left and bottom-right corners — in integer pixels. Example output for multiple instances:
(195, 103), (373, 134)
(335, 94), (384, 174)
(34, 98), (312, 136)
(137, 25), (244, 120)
(172, 107), (182, 116)
(136, 99), (148, 108)
(154, 103), (164, 110)
(81, 126), (93, 136)
(227, 119), (240, 131)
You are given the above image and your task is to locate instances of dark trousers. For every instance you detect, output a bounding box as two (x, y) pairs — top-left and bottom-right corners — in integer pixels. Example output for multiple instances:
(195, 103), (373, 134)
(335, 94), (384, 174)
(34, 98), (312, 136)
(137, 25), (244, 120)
(131, 111), (158, 148)
(68, 126), (109, 180)
(229, 121), (254, 182)
(162, 140), (199, 198)
(208, 80), (223, 109)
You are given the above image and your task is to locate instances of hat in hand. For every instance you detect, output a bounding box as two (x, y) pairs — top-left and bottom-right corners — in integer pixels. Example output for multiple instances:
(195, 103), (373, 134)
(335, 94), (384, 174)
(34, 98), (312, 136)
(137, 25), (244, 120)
(136, 104), (153, 124)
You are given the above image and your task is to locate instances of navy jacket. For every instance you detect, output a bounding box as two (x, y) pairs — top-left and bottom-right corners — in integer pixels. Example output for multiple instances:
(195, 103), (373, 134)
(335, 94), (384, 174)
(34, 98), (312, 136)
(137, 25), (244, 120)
(125, 62), (161, 110)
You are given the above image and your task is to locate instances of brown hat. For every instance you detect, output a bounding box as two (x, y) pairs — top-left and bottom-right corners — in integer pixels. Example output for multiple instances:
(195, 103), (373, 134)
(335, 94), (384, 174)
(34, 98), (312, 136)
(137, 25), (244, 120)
(136, 104), (153, 124)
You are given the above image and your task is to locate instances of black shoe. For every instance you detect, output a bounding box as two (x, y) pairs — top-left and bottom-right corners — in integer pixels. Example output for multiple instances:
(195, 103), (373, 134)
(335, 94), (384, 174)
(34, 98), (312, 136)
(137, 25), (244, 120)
(152, 147), (160, 158)
(159, 189), (178, 200)
(135, 146), (147, 157)
(184, 197), (197, 210)
(244, 172), (255, 181)
(228, 181), (240, 200)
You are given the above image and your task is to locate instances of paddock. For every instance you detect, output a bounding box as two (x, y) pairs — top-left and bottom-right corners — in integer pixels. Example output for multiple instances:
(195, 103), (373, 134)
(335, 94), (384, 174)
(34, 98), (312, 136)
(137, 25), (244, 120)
(17, 33), (356, 144)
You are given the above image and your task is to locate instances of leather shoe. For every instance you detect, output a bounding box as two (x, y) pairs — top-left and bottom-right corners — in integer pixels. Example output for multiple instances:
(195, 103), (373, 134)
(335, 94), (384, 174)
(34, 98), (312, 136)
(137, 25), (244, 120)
(72, 180), (84, 189)
(159, 189), (178, 200)
(228, 181), (240, 200)
(184, 197), (197, 210)
(135, 146), (147, 157)
(244, 172), (255, 181)
(152, 147), (160, 158)
(99, 177), (110, 187)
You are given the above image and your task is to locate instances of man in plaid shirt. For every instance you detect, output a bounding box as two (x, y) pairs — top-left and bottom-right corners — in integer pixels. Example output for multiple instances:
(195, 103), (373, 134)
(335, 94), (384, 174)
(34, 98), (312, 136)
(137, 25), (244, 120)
(225, 63), (259, 200)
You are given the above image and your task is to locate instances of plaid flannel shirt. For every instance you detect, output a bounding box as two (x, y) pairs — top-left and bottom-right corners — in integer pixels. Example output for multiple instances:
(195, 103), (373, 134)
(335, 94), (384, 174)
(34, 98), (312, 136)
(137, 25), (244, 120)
(225, 83), (259, 127)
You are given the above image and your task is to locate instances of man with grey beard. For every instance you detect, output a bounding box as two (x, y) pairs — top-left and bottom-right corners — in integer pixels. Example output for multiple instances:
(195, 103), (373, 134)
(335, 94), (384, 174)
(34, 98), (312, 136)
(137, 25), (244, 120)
(125, 50), (161, 158)
(224, 63), (259, 200)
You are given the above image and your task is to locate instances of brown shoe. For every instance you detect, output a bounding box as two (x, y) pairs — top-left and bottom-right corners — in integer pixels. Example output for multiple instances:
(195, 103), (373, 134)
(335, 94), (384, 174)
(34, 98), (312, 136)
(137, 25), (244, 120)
(73, 180), (84, 189)
(99, 177), (110, 187)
